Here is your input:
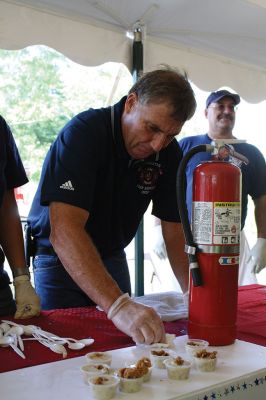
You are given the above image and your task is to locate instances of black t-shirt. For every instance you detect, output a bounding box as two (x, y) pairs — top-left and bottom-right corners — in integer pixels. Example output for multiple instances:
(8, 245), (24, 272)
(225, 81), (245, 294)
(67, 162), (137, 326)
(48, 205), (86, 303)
(28, 97), (182, 257)
(0, 115), (28, 207)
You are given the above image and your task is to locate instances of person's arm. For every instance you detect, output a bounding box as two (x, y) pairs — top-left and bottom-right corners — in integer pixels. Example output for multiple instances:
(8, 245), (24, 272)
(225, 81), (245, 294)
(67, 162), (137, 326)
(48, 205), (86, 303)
(161, 220), (189, 293)
(49, 201), (165, 344)
(254, 195), (266, 238)
(250, 194), (266, 273)
(0, 189), (40, 318)
(0, 189), (26, 267)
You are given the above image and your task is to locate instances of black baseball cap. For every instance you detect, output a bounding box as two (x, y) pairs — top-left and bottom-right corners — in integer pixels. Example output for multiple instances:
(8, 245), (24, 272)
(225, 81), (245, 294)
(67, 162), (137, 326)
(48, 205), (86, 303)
(206, 90), (240, 108)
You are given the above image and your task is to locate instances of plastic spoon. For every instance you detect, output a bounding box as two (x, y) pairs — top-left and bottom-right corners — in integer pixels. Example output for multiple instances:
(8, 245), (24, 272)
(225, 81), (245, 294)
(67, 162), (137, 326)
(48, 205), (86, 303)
(9, 341), (26, 359)
(1, 320), (39, 336)
(40, 339), (67, 358)
(51, 336), (94, 345)
(75, 338), (94, 346)
(0, 322), (10, 333)
(22, 336), (84, 350)
(49, 336), (94, 349)
(0, 335), (26, 359)
(31, 332), (67, 358)
(33, 331), (93, 350)
(6, 326), (24, 351)
(0, 336), (14, 346)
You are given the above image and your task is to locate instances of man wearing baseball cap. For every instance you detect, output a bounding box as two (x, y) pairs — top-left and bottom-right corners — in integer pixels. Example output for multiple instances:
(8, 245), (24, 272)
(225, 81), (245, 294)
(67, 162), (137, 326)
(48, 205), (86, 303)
(153, 89), (266, 284)
(179, 89), (266, 283)
(205, 89), (240, 109)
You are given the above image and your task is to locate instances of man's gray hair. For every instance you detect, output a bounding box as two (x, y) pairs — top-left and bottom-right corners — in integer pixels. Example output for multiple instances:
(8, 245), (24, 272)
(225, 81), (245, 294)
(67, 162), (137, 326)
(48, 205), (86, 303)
(129, 66), (196, 122)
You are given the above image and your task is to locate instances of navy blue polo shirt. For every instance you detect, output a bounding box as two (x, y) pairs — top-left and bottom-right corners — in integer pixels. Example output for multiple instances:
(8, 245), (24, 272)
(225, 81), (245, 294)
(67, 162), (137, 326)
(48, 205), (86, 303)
(28, 97), (182, 257)
(0, 116), (28, 207)
(179, 134), (266, 229)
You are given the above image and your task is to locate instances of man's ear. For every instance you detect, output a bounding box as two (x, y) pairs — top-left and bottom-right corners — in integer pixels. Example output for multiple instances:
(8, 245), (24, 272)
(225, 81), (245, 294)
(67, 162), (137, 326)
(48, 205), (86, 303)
(204, 108), (208, 119)
(124, 92), (138, 113)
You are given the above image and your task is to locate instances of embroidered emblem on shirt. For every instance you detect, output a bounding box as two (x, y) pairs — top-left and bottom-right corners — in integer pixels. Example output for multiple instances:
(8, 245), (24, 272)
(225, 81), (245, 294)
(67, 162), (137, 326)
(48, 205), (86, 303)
(129, 160), (162, 195)
(60, 180), (74, 191)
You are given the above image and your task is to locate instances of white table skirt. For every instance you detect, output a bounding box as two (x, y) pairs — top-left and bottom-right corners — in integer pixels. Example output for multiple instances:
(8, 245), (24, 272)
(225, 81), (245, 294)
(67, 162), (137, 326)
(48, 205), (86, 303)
(1, 336), (266, 400)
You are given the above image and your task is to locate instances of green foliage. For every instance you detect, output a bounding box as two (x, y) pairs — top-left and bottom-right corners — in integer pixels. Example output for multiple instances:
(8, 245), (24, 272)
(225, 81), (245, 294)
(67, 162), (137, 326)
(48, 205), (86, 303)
(0, 46), (132, 182)
(0, 47), (71, 179)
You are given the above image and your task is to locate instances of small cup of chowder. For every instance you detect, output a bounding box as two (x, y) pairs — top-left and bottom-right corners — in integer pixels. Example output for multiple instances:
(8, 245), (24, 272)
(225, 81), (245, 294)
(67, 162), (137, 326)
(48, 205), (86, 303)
(80, 364), (111, 384)
(185, 338), (209, 357)
(164, 356), (192, 380)
(88, 375), (119, 400)
(85, 352), (112, 366)
(149, 349), (173, 369)
(116, 367), (144, 393)
(125, 357), (153, 382)
(193, 349), (218, 372)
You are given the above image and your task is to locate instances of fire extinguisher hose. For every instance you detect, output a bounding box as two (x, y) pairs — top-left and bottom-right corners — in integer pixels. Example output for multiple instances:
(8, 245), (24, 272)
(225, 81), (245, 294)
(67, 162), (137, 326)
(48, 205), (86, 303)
(176, 144), (214, 286)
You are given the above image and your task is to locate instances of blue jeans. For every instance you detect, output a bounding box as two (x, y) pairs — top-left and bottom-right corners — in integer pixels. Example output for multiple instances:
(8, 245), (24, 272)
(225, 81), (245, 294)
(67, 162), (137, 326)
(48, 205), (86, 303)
(33, 250), (131, 310)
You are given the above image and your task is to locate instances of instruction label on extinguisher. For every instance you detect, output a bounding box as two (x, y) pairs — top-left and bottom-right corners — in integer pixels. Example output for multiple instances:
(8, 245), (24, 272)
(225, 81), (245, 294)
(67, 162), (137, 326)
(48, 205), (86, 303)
(192, 201), (241, 245)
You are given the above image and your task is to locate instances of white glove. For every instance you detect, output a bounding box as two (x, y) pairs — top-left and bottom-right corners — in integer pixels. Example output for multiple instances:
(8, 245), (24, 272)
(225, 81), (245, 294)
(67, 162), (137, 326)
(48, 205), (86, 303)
(152, 225), (167, 260)
(249, 238), (266, 274)
(13, 275), (41, 319)
(108, 293), (165, 345)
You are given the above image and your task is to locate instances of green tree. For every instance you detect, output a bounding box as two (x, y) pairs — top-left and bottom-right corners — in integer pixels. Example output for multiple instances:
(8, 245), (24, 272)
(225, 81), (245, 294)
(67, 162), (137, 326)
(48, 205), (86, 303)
(0, 47), (73, 180)
(0, 46), (132, 181)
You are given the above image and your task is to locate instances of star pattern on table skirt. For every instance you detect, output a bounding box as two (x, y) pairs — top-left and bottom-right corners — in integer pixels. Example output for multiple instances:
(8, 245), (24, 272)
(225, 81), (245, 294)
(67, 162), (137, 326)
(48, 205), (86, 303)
(196, 374), (265, 399)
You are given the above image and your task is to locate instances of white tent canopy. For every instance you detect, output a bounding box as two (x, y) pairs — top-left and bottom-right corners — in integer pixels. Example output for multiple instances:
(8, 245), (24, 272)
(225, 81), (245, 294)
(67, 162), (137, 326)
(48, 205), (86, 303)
(1, 0), (266, 102)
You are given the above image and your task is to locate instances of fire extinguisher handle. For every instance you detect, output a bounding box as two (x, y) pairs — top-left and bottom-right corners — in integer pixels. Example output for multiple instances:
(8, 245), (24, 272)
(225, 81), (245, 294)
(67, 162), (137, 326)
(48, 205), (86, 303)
(189, 256), (203, 287)
(190, 263), (203, 286)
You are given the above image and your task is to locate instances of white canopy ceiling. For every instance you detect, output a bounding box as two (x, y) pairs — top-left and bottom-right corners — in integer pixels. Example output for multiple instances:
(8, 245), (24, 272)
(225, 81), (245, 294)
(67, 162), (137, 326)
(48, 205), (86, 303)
(1, 0), (266, 102)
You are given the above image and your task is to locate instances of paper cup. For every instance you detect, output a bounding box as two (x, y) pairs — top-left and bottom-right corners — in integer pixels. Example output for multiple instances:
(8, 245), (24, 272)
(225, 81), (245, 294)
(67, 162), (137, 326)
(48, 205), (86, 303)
(88, 375), (119, 400)
(193, 349), (217, 372)
(164, 357), (191, 380)
(80, 364), (111, 384)
(85, 352), (112, 366)
(119, 376), (143, 393)
(150, 349), (173, 369)
(185, 339), (209, 357)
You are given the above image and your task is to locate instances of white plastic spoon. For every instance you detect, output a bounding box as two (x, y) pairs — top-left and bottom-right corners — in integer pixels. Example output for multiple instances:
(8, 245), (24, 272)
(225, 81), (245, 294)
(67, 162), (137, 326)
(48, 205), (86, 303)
(1, 320), (39, 336)
(0, 335), (26, 359)
(0, 322), (10, 333)
(40, 340), (67, 358)
(22, 337), (84, 349)
(63, 340), (85, 350)
(79, 338), (95, 346)
(6, 326), (24, 351)
(0, 336), (14, 346)
(9, 341), (26, 359)
(50, 336), (94, 348)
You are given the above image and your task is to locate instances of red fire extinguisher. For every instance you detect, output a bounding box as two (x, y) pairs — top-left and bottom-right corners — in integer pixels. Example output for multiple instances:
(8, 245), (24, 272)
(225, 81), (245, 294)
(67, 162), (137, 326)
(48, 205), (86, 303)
(177, 143), (248, 346)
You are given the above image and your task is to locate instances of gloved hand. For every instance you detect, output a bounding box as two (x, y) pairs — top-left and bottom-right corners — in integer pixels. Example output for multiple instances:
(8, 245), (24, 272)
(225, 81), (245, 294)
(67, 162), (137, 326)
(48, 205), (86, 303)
(108, 294), (165, 345)
(152, 224), (167, 260)
(249, 238), (266, 274)
(13, 275), (41, 319)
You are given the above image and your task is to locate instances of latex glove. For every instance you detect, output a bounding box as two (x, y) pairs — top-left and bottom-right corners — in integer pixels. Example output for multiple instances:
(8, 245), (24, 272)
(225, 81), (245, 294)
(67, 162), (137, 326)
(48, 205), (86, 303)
(152, 224), (167, 260)
(248, 238), (266, 274)
(108, 294), (165, 345)
(13, 275), (41, 319)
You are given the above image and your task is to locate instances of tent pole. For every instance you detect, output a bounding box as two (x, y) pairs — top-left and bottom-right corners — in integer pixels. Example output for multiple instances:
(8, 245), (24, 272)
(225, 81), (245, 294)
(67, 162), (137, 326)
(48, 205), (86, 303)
(132, 25), (144, 296)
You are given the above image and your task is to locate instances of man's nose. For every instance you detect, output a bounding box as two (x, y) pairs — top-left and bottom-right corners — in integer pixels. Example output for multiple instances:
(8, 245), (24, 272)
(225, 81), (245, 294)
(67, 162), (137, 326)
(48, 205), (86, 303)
(150, 133), (166, 152)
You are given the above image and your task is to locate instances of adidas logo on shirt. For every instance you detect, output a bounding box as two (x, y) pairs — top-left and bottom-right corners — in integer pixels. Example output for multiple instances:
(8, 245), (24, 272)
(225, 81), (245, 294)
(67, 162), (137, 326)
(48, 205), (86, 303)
(60, 180), (74, 191)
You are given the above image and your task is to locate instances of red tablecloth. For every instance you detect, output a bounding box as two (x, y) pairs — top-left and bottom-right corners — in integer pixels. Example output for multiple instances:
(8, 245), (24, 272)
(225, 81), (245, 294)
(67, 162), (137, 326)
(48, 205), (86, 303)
(1, 284), (265, 374)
